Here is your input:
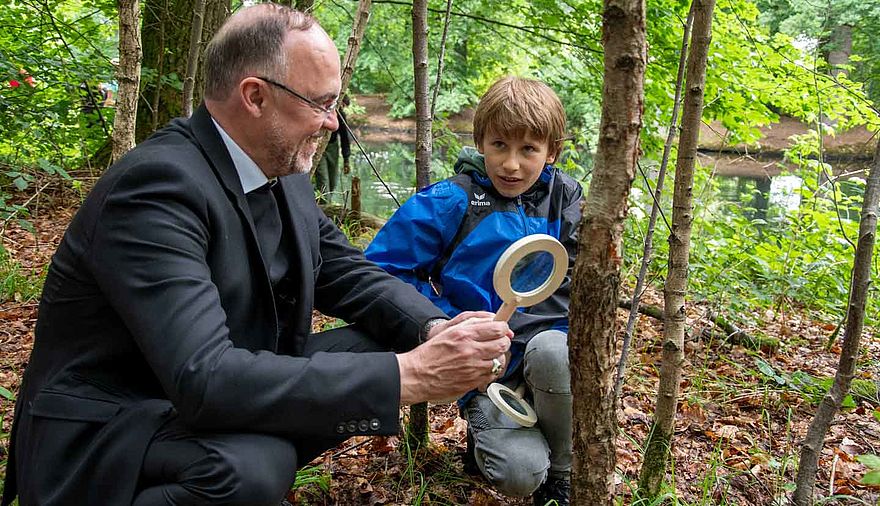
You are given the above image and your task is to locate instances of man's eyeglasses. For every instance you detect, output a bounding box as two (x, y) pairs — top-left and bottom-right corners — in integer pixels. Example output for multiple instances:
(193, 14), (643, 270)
(255, 76), (338, 116)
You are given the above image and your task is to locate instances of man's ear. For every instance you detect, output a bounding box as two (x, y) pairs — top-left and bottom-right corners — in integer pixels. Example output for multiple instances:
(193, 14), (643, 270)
(240, 78), (267, 118)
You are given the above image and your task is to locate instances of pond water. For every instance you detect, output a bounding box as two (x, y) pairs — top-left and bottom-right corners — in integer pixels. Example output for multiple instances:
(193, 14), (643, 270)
(330, 142), (865, 222)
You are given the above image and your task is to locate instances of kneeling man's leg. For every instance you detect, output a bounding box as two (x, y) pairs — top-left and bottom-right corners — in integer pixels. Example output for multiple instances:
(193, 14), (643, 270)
(133, 417), (298, 506)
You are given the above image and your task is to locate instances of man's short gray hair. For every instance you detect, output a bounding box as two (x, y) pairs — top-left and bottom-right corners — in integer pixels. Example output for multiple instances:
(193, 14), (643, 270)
(203, 4), (316, 100)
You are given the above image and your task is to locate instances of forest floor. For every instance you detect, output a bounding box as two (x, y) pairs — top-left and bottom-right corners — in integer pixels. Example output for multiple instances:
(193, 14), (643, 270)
(1, 193), (880, 505)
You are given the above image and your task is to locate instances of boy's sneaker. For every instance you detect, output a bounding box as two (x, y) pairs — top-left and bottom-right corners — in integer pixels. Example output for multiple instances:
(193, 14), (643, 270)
(461, 428), (480, 476)
(532, 476), (570, 506)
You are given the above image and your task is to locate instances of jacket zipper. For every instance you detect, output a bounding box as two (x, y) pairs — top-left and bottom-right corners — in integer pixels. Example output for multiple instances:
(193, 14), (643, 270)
(516, 195), (528, 235)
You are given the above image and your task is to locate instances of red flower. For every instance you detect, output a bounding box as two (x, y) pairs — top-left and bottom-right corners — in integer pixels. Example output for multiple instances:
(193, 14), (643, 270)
(9, 80), (20, 88)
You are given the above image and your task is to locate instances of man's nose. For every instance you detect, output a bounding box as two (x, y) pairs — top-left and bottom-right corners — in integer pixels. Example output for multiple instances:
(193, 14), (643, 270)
(323, 111), (339, 131)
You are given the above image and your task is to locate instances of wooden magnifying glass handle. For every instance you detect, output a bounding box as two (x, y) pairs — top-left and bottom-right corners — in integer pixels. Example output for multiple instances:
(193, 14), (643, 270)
(494, 297), (521, 322)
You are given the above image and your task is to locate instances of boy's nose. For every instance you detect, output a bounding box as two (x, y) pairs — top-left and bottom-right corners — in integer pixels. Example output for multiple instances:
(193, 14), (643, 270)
(502, 153), (519, 172)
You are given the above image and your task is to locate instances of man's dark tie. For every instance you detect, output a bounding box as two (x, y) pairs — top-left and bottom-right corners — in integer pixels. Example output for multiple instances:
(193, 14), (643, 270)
(246, 180), (288, 286)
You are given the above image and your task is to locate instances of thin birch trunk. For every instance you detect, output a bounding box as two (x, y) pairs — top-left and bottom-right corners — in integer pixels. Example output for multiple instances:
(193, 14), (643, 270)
(412, 0), (431, 190)
(430, 0), (453, 120)
(182, 0), (207, 117)
(638, 0), (715, 497)
(112, 0), (142, 162)
(569, 0), (646, 502)
(614, 0), (694, 400)
(792, 142), (880, 505)
(311, 0), (371, 176)
(405, 0), (432, 450)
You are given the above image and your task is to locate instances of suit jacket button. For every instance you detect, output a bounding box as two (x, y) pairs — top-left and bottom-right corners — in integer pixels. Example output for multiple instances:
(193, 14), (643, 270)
(347, 421), (357, 433)
(370, 418), (380, 430)
(336, 423), (346, 434)
(358, 419), (369, 432)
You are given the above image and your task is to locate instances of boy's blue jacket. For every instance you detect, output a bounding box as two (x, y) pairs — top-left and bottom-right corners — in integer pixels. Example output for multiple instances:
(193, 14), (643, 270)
(365, 147), (583, 381)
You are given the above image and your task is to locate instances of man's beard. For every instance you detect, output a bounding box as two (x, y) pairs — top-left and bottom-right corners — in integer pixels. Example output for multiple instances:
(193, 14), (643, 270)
(268, 114), (320, 176)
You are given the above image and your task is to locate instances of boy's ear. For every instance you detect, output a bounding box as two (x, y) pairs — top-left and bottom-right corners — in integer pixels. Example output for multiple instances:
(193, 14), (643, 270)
(476, 142), (485, 154)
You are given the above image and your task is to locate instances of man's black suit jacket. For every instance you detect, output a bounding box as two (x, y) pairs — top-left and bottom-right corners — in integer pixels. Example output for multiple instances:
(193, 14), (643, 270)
(2, 105), (445, 505)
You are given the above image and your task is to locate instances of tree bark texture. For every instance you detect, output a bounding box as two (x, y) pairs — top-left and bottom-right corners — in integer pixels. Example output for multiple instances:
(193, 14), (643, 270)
(638, 0), (715, 498)
(310, 0), (371, 176)
(614, 0), (694, 400)
(792, 142), (880, 505)
(826, 24), (853, 78)
(182, 0), (208, 117)
(405, 0), (432, 449)
(568, 0), (646, 503)
(112, 0), (143, 162)
(136, 0), (228, 141)
(412, 0), (431, 190)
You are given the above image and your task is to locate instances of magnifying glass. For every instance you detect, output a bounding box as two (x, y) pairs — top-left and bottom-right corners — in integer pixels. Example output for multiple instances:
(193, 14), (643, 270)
(493, 234), (568, 322)
(488, 234), (568, 427)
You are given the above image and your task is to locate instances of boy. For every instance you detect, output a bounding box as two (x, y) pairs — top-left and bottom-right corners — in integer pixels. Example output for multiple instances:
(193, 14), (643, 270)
(365, 76), (582, 505)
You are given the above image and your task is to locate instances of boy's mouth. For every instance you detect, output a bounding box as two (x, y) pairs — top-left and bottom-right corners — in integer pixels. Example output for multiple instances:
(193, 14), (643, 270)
(498, 176), (521, 183)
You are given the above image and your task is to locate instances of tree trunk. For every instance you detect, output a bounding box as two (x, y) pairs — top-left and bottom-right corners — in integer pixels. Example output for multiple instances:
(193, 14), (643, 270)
(412, 0), (431, 190)
(310, 0), (371, 175)
(614, 0), (694, 400)
(404, 0), (432, 451)
(568, 0), (646, 502)
(137, 0), (228, 141)
(826, 24), (853, 79)
(112, 0), (142, 162)
(182, 0), (208, 117)
(792, 142), (880, 505)
(638, 0), (715, 498)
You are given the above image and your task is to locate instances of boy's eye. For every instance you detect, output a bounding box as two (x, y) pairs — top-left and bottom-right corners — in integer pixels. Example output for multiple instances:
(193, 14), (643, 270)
(523, 145), (537, 153)
(491, 141), (506, 149)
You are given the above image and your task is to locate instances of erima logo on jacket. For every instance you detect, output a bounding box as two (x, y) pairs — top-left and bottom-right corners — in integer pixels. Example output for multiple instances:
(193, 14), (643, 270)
(471, 192), (490, 207)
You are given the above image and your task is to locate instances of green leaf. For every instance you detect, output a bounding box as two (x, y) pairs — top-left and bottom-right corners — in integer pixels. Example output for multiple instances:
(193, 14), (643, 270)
(756, 359), (776, 378)
(856, 454), (880, 469)
(13, 176), (28, 191)
(860, 469), (880, 486)
(0, 384), (14, 401)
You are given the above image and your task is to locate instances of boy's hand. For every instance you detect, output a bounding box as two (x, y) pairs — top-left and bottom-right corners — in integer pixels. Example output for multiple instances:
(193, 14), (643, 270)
(398, 317), (513, 404)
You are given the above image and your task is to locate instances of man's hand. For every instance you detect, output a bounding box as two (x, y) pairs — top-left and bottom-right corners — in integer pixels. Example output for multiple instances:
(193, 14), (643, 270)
(397, 315), (513, 405)
(424, 311), (493, 340)
(342, 159), (351, 174)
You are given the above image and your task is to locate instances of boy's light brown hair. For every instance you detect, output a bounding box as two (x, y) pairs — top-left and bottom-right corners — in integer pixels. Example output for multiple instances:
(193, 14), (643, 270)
(473, 76), (567, 162)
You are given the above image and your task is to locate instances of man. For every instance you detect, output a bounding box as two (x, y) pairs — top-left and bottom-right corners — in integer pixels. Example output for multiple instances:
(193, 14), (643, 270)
(2, 5), (511, 506)
(313, 96), (350, 203)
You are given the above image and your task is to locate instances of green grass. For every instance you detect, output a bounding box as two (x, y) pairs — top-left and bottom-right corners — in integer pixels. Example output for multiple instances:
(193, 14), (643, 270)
(0, 243), (44, 303)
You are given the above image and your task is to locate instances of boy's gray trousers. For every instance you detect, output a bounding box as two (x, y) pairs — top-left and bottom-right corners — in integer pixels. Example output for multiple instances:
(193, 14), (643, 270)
(463, 329), (572, 497)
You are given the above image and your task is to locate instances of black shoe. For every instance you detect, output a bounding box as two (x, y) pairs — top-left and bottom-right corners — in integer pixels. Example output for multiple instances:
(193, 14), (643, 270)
(461, 428), (480, 476)
(533, 476), (570, 506)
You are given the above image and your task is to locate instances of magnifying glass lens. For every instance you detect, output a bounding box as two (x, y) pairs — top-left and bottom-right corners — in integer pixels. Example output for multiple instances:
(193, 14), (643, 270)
(510, 251), (555, 293)
(499, 390), (529, 416)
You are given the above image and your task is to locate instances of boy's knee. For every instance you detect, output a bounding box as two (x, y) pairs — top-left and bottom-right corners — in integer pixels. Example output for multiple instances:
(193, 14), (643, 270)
(524, 330), (570, 393)
(481, 453), (548, 497)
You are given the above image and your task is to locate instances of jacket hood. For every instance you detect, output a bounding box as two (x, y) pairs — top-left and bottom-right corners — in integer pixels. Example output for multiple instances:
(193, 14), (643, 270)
(454, 146), (487, 177)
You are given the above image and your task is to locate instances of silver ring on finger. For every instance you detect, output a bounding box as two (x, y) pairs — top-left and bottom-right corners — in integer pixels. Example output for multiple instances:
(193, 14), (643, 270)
(491, 357), (503, 376)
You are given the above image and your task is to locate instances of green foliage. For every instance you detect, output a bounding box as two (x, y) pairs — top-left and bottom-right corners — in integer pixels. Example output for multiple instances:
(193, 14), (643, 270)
(856, 454), (880, 486)
(0, 242), (44, 303)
